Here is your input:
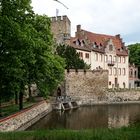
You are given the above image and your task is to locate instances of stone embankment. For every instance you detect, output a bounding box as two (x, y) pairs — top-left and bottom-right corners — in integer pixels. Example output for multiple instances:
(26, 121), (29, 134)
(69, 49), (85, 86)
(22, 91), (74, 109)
(77, 90), (140, 105)
(0, 101), (52, 132)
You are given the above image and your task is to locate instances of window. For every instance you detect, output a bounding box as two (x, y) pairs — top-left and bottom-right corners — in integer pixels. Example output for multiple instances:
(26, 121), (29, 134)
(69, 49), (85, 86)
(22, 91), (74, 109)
(109, 45), (113, 51)
(100, 54), (103, 62)
(85, 53), (89, 58)
(79, 52), (83, 58)
(119, 68), (121, 75)
(122, 57), (125, 63)
(95, 53), (98, 61)
(114, 56), (116, 62)
(118, 56), (121, 63)
(123, 68), (126, 75)
(114, 67), (117, 75)
(109, 81), (111, 85)
(105, 55), (108, 62)
(109, 55), (112, 62)
(130, 69), (133, 77)
(135, 70), (137, 78)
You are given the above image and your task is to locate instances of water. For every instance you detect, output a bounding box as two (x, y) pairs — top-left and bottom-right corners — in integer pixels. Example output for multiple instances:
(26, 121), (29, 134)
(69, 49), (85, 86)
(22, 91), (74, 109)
(27, 104), (140, 130)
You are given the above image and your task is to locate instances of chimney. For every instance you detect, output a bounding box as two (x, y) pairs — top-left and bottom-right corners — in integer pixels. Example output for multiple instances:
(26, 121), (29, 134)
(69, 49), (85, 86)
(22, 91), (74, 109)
(77, 25), (81, 32)
(115, 34), (120, 39)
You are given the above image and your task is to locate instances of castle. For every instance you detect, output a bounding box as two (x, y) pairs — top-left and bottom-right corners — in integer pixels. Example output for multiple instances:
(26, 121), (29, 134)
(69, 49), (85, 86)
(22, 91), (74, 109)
(50, 15), (139, 89)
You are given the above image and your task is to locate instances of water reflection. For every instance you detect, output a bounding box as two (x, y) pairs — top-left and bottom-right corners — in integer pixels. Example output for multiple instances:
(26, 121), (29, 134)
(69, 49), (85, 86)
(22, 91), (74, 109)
(27, 104), (140, 130)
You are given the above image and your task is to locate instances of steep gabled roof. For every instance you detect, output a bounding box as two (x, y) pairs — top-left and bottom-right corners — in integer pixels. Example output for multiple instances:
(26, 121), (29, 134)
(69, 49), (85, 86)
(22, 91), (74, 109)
(72, 25), (128, 56)
(83, 30), (122, 48)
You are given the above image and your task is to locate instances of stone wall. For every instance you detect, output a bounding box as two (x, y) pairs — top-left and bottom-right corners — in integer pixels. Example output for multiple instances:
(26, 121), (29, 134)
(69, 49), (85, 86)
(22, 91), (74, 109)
(0, 101), (52, 132)
(106, 90), (140, 103)
(64, 69), (140, 105)
(50, 15), (71, 44)
(65, 69), (108, 104)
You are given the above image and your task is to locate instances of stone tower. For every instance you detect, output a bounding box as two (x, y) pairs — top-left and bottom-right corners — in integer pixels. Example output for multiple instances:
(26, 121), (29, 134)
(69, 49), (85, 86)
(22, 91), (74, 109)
(50, 15), (71, 45)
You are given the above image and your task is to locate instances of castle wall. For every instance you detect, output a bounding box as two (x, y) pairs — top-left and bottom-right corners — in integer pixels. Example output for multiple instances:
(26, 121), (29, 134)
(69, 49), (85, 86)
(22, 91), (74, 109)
(65, 69), (108, 103)
(64, 69), (140, 105)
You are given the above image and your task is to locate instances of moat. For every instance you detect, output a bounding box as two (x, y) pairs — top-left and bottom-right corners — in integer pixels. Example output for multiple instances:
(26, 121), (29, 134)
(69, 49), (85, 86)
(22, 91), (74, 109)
(27, 104), (140, 130)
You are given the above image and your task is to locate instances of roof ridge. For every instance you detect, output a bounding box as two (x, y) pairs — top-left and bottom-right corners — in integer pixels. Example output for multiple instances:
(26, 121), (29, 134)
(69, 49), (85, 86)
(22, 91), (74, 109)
(82, 29), (115, 38)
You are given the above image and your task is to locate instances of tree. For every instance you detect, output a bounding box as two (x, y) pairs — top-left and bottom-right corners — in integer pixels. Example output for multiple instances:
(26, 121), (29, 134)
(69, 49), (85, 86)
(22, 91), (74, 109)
(0, 0), (36, 110)
(128, 43), (140, 78)
(30, 14), (65, 97)
(0, 0), (65, 112)
(56, 44), (90, 69)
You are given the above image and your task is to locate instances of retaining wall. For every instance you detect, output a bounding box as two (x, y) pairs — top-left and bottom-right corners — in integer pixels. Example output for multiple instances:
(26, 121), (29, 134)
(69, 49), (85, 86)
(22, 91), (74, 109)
(0, 101), (52, 132)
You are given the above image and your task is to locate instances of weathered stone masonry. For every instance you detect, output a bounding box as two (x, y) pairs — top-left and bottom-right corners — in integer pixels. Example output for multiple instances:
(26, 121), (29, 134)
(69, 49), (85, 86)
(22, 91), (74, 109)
(0, 101), (52, 132)
(65, 69), (108, 104)
(65, 69), (140, 105)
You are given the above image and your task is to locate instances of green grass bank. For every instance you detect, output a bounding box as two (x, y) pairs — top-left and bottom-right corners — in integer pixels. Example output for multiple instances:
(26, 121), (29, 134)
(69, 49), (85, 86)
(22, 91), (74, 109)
(0, 125), (140, 140)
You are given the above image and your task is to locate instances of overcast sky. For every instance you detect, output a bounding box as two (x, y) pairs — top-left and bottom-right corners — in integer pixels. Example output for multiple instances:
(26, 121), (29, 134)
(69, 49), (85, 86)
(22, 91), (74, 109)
(31, 0), (140, 45)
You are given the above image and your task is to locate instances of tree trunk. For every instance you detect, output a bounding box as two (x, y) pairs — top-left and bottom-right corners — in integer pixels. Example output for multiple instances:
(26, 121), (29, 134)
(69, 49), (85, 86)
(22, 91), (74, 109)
(19, 90), (23, 110)
(0, 96), (2, 117)
(15, 92), (18, 104)
(28, 84), (32, 101)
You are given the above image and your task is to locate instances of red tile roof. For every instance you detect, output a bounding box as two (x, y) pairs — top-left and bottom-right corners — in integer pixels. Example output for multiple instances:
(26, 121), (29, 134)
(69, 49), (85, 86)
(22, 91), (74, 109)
(83, 30), (128, 56)
(71, 27), (128, 56)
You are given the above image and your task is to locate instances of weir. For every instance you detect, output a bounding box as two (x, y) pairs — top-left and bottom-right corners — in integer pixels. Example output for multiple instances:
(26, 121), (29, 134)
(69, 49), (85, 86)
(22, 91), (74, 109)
(52, 95), (79, 110)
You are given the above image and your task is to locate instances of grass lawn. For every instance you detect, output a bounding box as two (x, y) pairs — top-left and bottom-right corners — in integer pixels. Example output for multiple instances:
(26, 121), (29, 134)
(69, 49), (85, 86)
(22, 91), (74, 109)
(0, 125), (140, 140)
(0, 101), (35, 118)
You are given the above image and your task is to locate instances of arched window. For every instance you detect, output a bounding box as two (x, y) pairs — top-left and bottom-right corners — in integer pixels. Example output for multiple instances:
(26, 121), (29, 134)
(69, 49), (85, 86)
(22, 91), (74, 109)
(100, 54), (103, 62)
(123, 68), (126, 75)
(114, 56), (116, 62)
(122, 57), (125, 63)
(130, 69), (133, 77)
(105, 55), (108, 62)
(119, 68), (121, 75)
(109, 55), (112, 62)
(114, 67), (117, 75)
(118, 57), (121, 63)
(95, 53), (98, 61)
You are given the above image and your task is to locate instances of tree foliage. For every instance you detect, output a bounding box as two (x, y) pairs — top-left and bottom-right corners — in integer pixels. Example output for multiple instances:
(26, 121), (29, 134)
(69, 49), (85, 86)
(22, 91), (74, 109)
(0, 0), (65, 112)
(56, 44), (90, 69)
(128, 43), (140, 66)
(128, 43), (140, 78)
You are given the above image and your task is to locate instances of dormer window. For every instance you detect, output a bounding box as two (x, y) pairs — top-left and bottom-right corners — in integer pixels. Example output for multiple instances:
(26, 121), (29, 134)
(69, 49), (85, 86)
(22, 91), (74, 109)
(82, 40), (85, 45)
(73, 41), (76, 44)
(95, 42), (97, 45)
(118, 48), (123, 52)
(93, 42), (96, 48)
(78, 39), (81, 46)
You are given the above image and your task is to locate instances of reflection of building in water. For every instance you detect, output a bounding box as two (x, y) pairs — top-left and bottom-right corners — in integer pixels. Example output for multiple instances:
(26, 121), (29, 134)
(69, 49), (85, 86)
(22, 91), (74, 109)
(108, 106), (129, 128)
(108, 114), (129, 128)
